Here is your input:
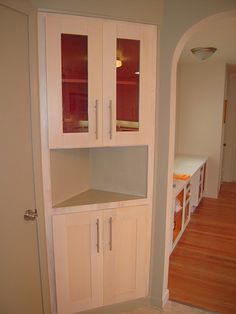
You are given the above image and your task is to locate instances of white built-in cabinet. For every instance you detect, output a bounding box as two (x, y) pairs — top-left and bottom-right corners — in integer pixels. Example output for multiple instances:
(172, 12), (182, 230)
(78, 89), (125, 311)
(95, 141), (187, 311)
(39, 12), (156, 314)
(190, 163), (206, 208)
(53, 211), (103, 314)
(171, 156), (207, 252)
(171, 180), (191, 251)
(45, 14), (156, 148)
(53, 205), (151, 314)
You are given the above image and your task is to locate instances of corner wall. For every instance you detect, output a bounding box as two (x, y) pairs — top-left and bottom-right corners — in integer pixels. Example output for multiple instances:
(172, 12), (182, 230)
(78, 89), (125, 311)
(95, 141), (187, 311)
(151, 0), (236, 309)
(176, 62), (226, 198)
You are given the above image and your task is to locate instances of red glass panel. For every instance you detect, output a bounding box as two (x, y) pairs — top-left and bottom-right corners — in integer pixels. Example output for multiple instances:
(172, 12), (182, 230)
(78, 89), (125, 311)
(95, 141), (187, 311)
(61, 34), (88, 133)
(116, 38), (140, 132)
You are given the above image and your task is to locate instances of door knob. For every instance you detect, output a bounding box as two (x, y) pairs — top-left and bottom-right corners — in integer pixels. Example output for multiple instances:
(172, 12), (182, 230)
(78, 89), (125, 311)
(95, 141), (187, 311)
(24, 209), (38, 221)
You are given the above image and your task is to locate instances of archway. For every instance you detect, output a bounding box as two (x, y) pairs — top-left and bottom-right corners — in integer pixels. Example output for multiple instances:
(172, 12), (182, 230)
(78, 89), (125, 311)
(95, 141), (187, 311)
(167, 8), (236, 311)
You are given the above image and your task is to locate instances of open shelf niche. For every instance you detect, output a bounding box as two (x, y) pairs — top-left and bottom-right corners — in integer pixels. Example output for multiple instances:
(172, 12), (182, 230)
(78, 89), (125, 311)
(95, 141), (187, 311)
(50, 146), (148, 208)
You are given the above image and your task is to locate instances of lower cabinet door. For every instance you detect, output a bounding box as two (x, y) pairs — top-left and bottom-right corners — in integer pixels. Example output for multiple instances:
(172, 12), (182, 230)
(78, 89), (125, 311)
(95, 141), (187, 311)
(173, 209), (183, 243)
(103, 205), (151, 305)
(53, 211), (103, 314)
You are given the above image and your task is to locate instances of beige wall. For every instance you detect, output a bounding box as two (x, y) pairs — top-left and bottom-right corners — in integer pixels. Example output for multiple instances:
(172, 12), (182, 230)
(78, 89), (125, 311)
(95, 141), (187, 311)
(31, 0), (236, 310)
(0, 5), (44, 313)
(176, 62), (226, 198)
(3, 0), (236, 312)
(31, 0), (163, 24)
(151, 0), (236, 308)
(223, 72), (236, 181)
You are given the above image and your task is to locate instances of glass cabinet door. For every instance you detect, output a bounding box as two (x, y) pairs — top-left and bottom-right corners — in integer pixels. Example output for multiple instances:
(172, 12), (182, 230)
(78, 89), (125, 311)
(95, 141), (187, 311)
(45, 15), (156, 148)
(116, 38), (140, 132)
(61, 34), (88, 134)
(103, 20), (156, 146)
(45, 14), (102, 148)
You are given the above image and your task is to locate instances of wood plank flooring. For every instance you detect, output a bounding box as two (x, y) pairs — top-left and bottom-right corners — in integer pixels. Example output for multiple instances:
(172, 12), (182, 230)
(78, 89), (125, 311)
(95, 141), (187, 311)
(168, 182), (236, 314)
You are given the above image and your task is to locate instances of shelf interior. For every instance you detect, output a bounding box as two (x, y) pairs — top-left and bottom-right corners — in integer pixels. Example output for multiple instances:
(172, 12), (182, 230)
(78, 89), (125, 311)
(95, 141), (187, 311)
(54, 189), (145, 208)
(50, 146), (148, 208)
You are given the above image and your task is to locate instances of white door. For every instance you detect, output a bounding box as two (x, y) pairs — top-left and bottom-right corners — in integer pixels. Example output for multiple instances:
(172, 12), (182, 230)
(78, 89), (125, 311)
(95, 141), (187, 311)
(102, 20), (156, 147)
(53, 211), (103, 314)
(103, 206), (151, 305)
(0, 5), (43, 314)
(44, 14), (103, 148)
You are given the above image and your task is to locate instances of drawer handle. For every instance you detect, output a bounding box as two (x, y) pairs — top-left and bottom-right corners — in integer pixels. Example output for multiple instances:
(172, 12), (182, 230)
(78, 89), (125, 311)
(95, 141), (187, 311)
(109, 217), (113, 251)
(96, 218), (100, 253)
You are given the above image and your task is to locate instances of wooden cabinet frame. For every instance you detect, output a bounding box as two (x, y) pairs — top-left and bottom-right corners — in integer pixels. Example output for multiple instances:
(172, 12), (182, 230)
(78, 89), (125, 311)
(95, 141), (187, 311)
(53, 206), (151, 313)
(43, 13), (156, 148)
(171, 179), (191, 252)
(38, 12), (156, 314)
(171, 157), (207, 253)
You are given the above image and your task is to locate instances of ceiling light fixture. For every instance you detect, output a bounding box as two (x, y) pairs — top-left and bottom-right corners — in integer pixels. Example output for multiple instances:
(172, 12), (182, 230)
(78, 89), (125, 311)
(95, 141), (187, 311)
(190, 47), (217, 61)
(116, 59), (122, 68)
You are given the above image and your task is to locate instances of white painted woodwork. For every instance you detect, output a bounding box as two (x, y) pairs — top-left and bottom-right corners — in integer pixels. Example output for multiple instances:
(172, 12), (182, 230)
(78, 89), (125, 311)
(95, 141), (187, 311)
(45, 14), (103, 148)
(53, 211), (103, 313)
(171, 156), (207, 252)
(174, 155), (207, 208)
(189, 164), (205, 208)
(103, 206), (151, 305)
(102, 20), (156, 147)
(38, 13), (155, 313)
(170, 155), (207, 253)
(43, 13), (156, 148)
(54, 189), (146, 208)
(50, 149), (91, 206)
(174, 154), (207, 176)
(53, 205), (151, 313)
(171, 180), (191, 252)
(50, 146), (148, 207)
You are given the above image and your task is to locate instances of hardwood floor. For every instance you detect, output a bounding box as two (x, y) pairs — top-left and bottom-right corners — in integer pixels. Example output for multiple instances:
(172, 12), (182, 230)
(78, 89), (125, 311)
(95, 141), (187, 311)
(168, 182), (236, 314)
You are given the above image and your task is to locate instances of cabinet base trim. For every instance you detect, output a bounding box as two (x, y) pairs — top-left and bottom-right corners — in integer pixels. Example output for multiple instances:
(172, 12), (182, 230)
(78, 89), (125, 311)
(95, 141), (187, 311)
(78, 297), (150, 314)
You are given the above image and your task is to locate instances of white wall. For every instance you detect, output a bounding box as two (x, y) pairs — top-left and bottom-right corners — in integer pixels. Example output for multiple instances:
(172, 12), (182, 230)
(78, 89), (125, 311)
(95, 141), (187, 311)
(222, 72), (236, 181)
(176, 62), (226, 197)
(50, 149), (90, 206)
(174, 64), (181, 154)
(90, 146), (148, 196)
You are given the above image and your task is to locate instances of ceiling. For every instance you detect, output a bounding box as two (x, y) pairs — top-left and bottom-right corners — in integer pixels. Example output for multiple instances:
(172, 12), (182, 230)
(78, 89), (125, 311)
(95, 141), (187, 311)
(179, 16), (236, 70)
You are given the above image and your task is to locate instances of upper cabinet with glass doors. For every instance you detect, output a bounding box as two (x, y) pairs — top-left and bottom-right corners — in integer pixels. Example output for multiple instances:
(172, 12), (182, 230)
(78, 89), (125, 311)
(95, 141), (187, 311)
(43, 14), (156, 148)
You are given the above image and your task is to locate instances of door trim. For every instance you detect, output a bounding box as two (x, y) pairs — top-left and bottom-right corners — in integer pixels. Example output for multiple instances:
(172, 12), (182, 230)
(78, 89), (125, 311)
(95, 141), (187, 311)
(28, 8), (52, 314)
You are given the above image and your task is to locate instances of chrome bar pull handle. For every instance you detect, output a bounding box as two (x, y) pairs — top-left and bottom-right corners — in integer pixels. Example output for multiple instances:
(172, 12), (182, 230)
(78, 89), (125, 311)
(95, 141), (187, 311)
(95, 100), (98, 140)
(109, 100), (112, 139)
(109, 217), (113, 251)
(96, 219), (100, 253)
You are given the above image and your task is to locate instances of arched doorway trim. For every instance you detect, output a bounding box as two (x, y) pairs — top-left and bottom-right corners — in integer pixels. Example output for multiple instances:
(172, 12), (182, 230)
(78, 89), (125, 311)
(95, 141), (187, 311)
(165, 6), (236, 305)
